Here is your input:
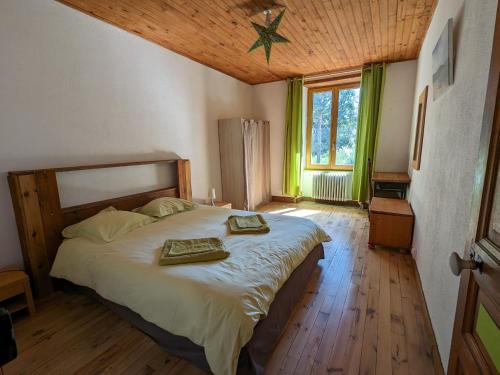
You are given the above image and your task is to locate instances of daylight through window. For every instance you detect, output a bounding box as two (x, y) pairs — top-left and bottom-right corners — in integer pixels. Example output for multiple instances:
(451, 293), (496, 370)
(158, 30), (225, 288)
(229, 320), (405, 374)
(306, 84), (360, 170)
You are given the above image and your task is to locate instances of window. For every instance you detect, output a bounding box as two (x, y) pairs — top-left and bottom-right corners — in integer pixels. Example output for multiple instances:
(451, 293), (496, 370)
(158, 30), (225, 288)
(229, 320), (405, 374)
(306, 83), (360, 170)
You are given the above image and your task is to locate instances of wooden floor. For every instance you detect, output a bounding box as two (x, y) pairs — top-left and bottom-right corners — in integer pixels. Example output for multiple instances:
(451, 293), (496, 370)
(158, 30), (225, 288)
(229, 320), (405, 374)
(4, 202), (443, 375)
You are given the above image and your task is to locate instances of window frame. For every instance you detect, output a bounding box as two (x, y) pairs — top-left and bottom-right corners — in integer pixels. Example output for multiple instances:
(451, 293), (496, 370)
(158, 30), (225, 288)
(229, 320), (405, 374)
(305, 82), (360, 171)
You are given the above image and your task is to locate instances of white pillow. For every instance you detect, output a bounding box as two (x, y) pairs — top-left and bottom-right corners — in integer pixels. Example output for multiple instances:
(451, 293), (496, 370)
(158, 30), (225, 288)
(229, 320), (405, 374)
(135, 197), (198, 218)
(62, 206), (156, 243)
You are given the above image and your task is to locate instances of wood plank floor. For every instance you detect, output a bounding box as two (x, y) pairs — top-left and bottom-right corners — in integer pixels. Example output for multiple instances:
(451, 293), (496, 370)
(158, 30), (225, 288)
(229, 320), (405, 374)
(3, 202), (443, 375)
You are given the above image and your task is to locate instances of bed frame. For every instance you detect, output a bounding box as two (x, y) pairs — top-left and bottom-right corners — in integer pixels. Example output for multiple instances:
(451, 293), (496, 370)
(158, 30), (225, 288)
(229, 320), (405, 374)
(8, 159), (192, 297)
(8, 159), (325, 374)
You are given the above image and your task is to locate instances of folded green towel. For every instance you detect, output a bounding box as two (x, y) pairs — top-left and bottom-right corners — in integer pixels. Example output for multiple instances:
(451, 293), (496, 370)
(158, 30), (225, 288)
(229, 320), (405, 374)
(227, 214), (270, 234)
(235, 215), (264, 228)
(159, 237), (229, 266)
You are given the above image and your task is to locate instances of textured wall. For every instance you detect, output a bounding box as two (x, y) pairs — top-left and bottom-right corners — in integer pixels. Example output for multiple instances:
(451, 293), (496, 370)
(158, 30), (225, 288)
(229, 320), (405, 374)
(407, 0), (497, 368)
(0, 0), (253, 268)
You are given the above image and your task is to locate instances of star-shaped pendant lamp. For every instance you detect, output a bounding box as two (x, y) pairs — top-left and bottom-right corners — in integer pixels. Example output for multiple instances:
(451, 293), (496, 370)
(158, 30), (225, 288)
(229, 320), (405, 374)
(248, 9), (290, 64)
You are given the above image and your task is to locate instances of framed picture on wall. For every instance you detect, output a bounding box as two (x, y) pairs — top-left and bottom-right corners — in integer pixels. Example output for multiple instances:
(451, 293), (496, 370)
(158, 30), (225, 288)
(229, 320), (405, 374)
(432, 18), (454, 100)
(412, 86), (428, 170)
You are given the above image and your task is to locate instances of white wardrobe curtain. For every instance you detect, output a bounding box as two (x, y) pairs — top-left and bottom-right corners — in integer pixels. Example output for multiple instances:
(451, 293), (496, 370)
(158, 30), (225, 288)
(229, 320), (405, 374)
(242, 119), (271, 211)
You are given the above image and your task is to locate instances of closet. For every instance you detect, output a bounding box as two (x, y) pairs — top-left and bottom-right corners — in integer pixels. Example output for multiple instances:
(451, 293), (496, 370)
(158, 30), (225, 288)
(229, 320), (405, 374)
(218, 118), (271, 211)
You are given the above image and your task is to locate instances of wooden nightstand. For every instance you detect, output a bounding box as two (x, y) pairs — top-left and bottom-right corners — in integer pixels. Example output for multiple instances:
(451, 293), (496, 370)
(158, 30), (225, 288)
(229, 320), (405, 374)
(368, 198), (414, 251)
(213, 201), (232, 209)
(0, 270), (35, 316)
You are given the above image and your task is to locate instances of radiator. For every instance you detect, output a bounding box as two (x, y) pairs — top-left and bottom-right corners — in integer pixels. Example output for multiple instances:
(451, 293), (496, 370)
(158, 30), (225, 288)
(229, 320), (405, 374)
(312, 172), (353, 201)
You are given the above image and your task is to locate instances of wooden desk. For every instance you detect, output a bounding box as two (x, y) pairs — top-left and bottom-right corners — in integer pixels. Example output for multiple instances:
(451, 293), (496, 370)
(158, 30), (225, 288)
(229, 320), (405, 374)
(372, 172), (411, 199)
(369, 197), (414, 251)
(372, 172), (411, 184)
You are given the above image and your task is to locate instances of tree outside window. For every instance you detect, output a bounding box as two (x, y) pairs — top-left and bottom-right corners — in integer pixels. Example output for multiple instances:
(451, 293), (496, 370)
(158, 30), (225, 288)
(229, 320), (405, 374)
(306, 83), (360, 170)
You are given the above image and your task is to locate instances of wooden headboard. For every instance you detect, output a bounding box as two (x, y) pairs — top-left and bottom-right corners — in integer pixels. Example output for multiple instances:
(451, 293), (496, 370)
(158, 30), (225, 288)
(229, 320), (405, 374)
(8, 159), (192, 297)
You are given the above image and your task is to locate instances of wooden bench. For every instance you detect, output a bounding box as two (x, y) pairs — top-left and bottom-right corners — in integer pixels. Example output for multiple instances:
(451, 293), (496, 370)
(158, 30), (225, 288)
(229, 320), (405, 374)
(368, 197), (414, 251)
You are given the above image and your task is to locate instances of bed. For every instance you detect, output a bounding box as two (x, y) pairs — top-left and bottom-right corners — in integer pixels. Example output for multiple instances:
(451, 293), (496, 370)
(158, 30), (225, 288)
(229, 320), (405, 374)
(8, 159), (330, 375)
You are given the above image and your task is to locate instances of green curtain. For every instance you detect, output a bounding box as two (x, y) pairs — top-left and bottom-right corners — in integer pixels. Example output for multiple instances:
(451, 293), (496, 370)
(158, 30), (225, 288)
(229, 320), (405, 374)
(352, 63), (386, 203)
(282, 77), (304, 197)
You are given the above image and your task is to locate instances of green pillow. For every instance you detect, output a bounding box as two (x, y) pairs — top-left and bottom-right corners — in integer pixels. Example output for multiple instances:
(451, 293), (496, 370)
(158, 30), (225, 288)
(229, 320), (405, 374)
(62, 206), (156, 243)
(135, 197), (198, 218)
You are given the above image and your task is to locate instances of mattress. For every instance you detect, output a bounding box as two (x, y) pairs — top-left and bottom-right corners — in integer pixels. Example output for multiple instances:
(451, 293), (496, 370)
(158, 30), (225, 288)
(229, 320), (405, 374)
(50, 206), (331, 375)
(56, 244), (324, 375)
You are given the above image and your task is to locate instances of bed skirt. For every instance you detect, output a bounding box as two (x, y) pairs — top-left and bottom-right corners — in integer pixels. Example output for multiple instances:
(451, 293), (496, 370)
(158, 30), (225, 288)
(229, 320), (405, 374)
(54, 243), (324, 375)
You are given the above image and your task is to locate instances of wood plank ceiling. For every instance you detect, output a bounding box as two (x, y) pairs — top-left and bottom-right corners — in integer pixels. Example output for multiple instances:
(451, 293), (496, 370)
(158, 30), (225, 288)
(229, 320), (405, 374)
(57, 0), (437, 84)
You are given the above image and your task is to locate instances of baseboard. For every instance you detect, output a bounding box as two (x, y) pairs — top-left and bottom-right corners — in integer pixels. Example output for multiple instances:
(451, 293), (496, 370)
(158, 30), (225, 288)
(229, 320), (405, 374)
(410, 258), (446, 375)
(271, 195), (303, 203)
(301, 197), (360, 207)
(271, 195), (361, 207)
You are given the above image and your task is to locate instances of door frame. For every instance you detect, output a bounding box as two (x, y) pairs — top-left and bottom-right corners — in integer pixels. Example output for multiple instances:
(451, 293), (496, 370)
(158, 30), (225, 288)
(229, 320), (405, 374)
(448, 1), (500, 373)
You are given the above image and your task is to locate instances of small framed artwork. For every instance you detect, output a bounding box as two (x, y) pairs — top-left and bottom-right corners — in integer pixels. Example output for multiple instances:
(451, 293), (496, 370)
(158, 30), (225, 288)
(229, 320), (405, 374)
(412, 86), (428, 170)
(432, 18), (454, 100)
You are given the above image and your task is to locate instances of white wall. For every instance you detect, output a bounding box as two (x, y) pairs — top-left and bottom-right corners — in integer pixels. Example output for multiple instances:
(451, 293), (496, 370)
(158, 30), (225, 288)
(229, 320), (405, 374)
(252, 81), (287, 195)
(376, 60), (417, 171)
(0, 0), (253, 268)
(407, 0), (497, 369)
(253, 60), (417, 197)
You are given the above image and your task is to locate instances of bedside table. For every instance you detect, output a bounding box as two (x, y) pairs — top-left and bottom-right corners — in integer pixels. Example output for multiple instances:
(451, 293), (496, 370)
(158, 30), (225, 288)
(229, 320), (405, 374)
(368, 198), (414, 251)
(213, 201), (232, 209)
(0, 270), (35, 316)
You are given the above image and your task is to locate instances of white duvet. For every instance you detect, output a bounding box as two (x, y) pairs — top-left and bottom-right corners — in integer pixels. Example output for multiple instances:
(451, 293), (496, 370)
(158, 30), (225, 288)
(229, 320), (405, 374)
(50, 206), (330, 375)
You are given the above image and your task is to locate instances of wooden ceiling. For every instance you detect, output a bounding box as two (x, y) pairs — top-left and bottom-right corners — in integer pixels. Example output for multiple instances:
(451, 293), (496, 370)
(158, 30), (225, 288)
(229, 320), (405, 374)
(57, 0), (437, 84)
